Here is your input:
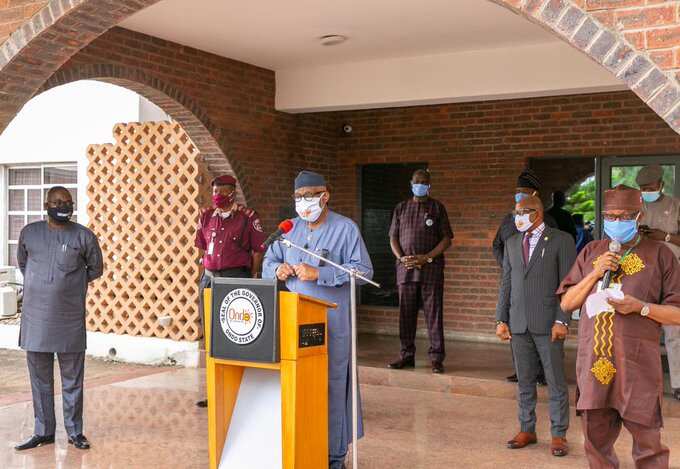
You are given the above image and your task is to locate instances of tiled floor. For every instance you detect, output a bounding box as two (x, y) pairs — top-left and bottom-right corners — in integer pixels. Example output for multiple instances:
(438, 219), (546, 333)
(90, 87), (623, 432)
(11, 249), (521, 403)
(2, 338), (680, 468)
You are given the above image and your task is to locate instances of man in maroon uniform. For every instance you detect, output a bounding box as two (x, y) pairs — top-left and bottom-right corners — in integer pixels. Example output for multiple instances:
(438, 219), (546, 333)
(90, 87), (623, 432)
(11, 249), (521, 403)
(194, 174), (266, 407)
(558, 185), (680, 468)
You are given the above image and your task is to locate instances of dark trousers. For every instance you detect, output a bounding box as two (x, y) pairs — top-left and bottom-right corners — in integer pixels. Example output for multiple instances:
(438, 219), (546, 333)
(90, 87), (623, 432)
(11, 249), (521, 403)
(27, 351), (85, 437)
(581, 408), (669, 469)
(511, 333), (569, 437)
(398, 281), (445, 362)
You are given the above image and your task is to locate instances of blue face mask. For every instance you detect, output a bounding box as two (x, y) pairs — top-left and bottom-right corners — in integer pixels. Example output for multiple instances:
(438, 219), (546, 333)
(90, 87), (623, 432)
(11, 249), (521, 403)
(412, 183), (430, 197)
(641, 191), (661, 203)
(603, 219), (638, 243)
(515, 192), (530, 203)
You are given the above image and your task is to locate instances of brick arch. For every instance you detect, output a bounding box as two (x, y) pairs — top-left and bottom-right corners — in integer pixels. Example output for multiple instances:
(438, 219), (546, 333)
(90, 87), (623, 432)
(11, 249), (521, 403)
(1, 0), (680, 139)
(39, 63), (249, 203)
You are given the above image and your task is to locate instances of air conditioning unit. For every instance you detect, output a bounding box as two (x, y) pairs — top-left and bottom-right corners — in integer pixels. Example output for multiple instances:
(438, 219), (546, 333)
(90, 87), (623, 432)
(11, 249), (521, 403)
(0, 266), (18, 319)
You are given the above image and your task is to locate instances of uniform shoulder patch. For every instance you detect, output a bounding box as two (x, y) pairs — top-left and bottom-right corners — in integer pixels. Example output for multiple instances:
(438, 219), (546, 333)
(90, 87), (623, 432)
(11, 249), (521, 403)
(253, 218), (264, 232)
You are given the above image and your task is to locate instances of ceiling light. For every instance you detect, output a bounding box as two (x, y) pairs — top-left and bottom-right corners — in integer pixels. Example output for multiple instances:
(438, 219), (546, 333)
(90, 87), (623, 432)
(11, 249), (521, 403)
(319, 35), (348, 46)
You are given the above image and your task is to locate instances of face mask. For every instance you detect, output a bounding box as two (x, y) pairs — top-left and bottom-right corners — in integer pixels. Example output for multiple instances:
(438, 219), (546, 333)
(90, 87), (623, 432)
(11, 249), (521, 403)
(603, 219), (638, 243)
(514, 214), (533, 233)
(48, 205), (73, 223)
(641, 191), (661, 203)
(411, 183), (430, 198)
(212, 192), (235, 209)
(515, 192), (530, 203)
(296, 196), (324, 222)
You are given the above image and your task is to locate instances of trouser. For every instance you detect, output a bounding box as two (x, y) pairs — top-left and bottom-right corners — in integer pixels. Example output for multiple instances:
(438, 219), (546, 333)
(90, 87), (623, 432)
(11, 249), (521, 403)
(663, 325), (680, 389)
(398, 281), (445, 363)
(26, 351), (85, 437)
(511, 332), (569, 437)
(198, 267), (251, 331)
(581, 408), (669, 469)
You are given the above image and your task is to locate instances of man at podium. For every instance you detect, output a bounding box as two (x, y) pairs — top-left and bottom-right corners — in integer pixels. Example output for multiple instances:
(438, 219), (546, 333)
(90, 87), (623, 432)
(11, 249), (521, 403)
(263, 170), (374, 469)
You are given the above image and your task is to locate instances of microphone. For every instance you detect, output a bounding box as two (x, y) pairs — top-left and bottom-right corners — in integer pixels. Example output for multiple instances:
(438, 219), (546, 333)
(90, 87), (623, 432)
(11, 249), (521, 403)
(261, 219), (294, 249)
(601, 239), (622, 290)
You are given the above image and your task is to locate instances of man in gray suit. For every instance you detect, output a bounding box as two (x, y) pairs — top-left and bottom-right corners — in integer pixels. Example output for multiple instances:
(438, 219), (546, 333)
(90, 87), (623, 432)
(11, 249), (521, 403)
(14, 186), (103, 451)
(495, 195), (576, 457)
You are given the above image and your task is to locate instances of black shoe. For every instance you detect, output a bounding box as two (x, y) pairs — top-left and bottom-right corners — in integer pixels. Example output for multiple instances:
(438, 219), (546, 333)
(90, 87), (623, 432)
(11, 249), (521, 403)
(537, 374), (547, 386)
(196, 399), (208, 408)
(388, 357), (415, 369)
(14, 434), (55, 451)
(506, 373), (518, 383)
(432, 361), (444, 374)
(68, 434), (90, 450)
(673, 389), (680, 401)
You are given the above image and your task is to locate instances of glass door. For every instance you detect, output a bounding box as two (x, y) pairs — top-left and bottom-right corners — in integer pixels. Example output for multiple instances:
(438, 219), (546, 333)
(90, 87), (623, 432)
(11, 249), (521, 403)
(596, 156), (679, 238)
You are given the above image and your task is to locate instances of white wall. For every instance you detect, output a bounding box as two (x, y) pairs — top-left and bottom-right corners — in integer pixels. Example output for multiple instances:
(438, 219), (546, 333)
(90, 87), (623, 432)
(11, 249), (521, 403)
(276, 42), (626, 113)
(0, 81), (148, 266)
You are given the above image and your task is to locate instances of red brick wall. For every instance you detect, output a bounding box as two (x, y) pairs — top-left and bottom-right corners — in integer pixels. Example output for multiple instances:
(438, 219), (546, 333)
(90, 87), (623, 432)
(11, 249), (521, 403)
(41, 27), (680, 340)
(0, 0), (45, 43)
(329, 92), (680, 337)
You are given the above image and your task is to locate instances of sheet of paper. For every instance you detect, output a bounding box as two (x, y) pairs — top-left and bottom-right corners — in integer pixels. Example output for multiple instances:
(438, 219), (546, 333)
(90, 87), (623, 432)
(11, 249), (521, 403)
(585, 288), (624, 319)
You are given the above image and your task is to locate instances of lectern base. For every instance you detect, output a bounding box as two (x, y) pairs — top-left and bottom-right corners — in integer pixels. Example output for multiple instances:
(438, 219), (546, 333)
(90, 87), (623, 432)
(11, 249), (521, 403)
(220, 368), (282, 469)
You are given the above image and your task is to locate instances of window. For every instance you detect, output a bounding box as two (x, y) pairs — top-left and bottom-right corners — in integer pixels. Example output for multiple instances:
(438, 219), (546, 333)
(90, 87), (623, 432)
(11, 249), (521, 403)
(6, 164), (78, 267)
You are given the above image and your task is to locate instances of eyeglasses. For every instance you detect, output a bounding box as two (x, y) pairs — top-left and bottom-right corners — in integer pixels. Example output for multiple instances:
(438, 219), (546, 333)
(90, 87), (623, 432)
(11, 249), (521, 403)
(603, 212), (639, 222)
(512, 209), (537, 216)
(293, 191), (325, 202)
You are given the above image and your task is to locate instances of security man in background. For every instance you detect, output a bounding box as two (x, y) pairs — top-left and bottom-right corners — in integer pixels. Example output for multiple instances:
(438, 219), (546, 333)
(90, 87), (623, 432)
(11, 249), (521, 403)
(636, 164), (680, 400)
(194, 174), (266, 407)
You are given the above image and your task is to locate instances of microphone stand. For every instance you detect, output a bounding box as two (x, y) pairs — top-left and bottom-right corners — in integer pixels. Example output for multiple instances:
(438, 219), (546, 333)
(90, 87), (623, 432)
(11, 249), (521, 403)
(278, 237), (380, 469)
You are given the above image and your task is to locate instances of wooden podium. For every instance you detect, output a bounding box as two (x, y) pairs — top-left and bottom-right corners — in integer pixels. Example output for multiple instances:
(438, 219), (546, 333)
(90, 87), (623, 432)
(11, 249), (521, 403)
(205, 286), (334, 469)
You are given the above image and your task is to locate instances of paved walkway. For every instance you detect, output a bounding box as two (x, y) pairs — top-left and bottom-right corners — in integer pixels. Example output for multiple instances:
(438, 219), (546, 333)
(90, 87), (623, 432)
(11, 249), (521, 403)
(3, 347), (680, 468)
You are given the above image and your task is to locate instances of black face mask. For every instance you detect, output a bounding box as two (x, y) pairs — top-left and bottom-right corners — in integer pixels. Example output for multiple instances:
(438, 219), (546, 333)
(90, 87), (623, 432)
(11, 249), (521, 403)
(47, 204), (73, 223)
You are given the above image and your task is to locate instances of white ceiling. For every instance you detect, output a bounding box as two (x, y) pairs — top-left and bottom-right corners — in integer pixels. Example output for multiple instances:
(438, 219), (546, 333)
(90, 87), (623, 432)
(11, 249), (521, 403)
(121, 0), (561, 70)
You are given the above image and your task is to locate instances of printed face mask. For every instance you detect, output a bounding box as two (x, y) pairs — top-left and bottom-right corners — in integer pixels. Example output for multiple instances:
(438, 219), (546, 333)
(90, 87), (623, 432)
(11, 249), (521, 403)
(212, 192), (235, 209)
(514, 213), (533, 233)
(48, 204), (73, 223)
(296, 196), (324, 222)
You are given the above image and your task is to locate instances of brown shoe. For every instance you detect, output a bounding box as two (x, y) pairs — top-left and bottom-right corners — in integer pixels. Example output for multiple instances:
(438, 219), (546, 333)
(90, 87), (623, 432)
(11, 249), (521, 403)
(507, 432), (537, 449)
(550, 437), (568, 457)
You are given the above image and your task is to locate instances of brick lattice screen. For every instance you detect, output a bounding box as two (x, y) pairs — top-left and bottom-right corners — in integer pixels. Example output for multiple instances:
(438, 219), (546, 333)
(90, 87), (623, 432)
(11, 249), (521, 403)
(86, 121), (209, 341)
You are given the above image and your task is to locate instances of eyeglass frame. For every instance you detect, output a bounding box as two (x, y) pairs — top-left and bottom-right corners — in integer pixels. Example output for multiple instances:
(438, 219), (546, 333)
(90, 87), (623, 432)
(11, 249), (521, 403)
(512, 208), (537, 216)
(602, 211), (640, 222)
(292, 190), (326, 202)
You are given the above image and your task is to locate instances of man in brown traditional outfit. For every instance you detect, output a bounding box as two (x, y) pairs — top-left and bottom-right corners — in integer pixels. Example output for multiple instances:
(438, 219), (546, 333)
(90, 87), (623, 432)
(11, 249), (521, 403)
(558, 185), (680, 469)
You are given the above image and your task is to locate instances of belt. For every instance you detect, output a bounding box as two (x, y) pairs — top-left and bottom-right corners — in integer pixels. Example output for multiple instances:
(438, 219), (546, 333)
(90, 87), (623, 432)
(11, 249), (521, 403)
(204, 267), (249, 278)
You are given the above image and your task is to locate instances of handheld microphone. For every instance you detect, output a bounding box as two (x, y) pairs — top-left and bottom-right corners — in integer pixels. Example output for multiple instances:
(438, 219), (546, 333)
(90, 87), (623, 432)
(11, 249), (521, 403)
(601, 239), (622, 290)
(261, 219), (294, 250)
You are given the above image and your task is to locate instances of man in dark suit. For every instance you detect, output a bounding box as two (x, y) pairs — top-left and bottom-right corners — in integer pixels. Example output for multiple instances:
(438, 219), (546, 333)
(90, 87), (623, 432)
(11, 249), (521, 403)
(495, 195), (576, 458)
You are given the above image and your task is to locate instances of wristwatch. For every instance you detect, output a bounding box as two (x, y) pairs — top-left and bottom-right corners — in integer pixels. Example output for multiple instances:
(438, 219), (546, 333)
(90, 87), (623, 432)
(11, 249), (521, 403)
(665, 232), (672, 243)
(496, 320), (506, 326)
(554, 320), (568, 327)
(640, 303), (651, 317)
(427, 257), (433, 263)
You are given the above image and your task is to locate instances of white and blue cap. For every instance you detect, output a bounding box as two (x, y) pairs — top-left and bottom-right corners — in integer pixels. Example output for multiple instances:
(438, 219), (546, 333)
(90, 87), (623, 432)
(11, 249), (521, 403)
(294, 170), (326, 190)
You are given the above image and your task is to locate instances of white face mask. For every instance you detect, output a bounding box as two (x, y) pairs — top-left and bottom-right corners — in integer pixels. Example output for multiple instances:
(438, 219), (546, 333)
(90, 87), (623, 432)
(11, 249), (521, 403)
(514, 214), (533, 233)
(296, 196), (324, 222)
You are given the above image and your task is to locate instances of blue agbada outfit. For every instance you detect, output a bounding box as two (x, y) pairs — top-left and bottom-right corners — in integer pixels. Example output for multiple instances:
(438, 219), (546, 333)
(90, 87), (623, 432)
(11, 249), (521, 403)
(263, 210), (373, 464)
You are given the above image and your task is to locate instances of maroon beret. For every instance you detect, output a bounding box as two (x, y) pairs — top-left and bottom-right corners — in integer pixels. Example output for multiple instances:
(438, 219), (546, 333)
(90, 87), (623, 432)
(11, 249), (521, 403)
(211, 175), (237, 187)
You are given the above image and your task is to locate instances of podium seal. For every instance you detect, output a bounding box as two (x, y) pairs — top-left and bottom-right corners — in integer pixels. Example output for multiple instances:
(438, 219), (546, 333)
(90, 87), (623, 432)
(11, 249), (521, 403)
(219, 288), (265, 345)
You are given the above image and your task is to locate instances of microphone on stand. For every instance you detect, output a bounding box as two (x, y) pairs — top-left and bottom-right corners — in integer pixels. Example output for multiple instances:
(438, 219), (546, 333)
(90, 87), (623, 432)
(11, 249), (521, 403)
(601, 239), (622, 290)
(261, 219), (294, 250)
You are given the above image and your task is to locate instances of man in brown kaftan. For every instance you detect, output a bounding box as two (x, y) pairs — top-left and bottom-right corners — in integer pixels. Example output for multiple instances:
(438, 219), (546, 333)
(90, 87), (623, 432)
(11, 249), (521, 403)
(557, 185), (680, 469)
